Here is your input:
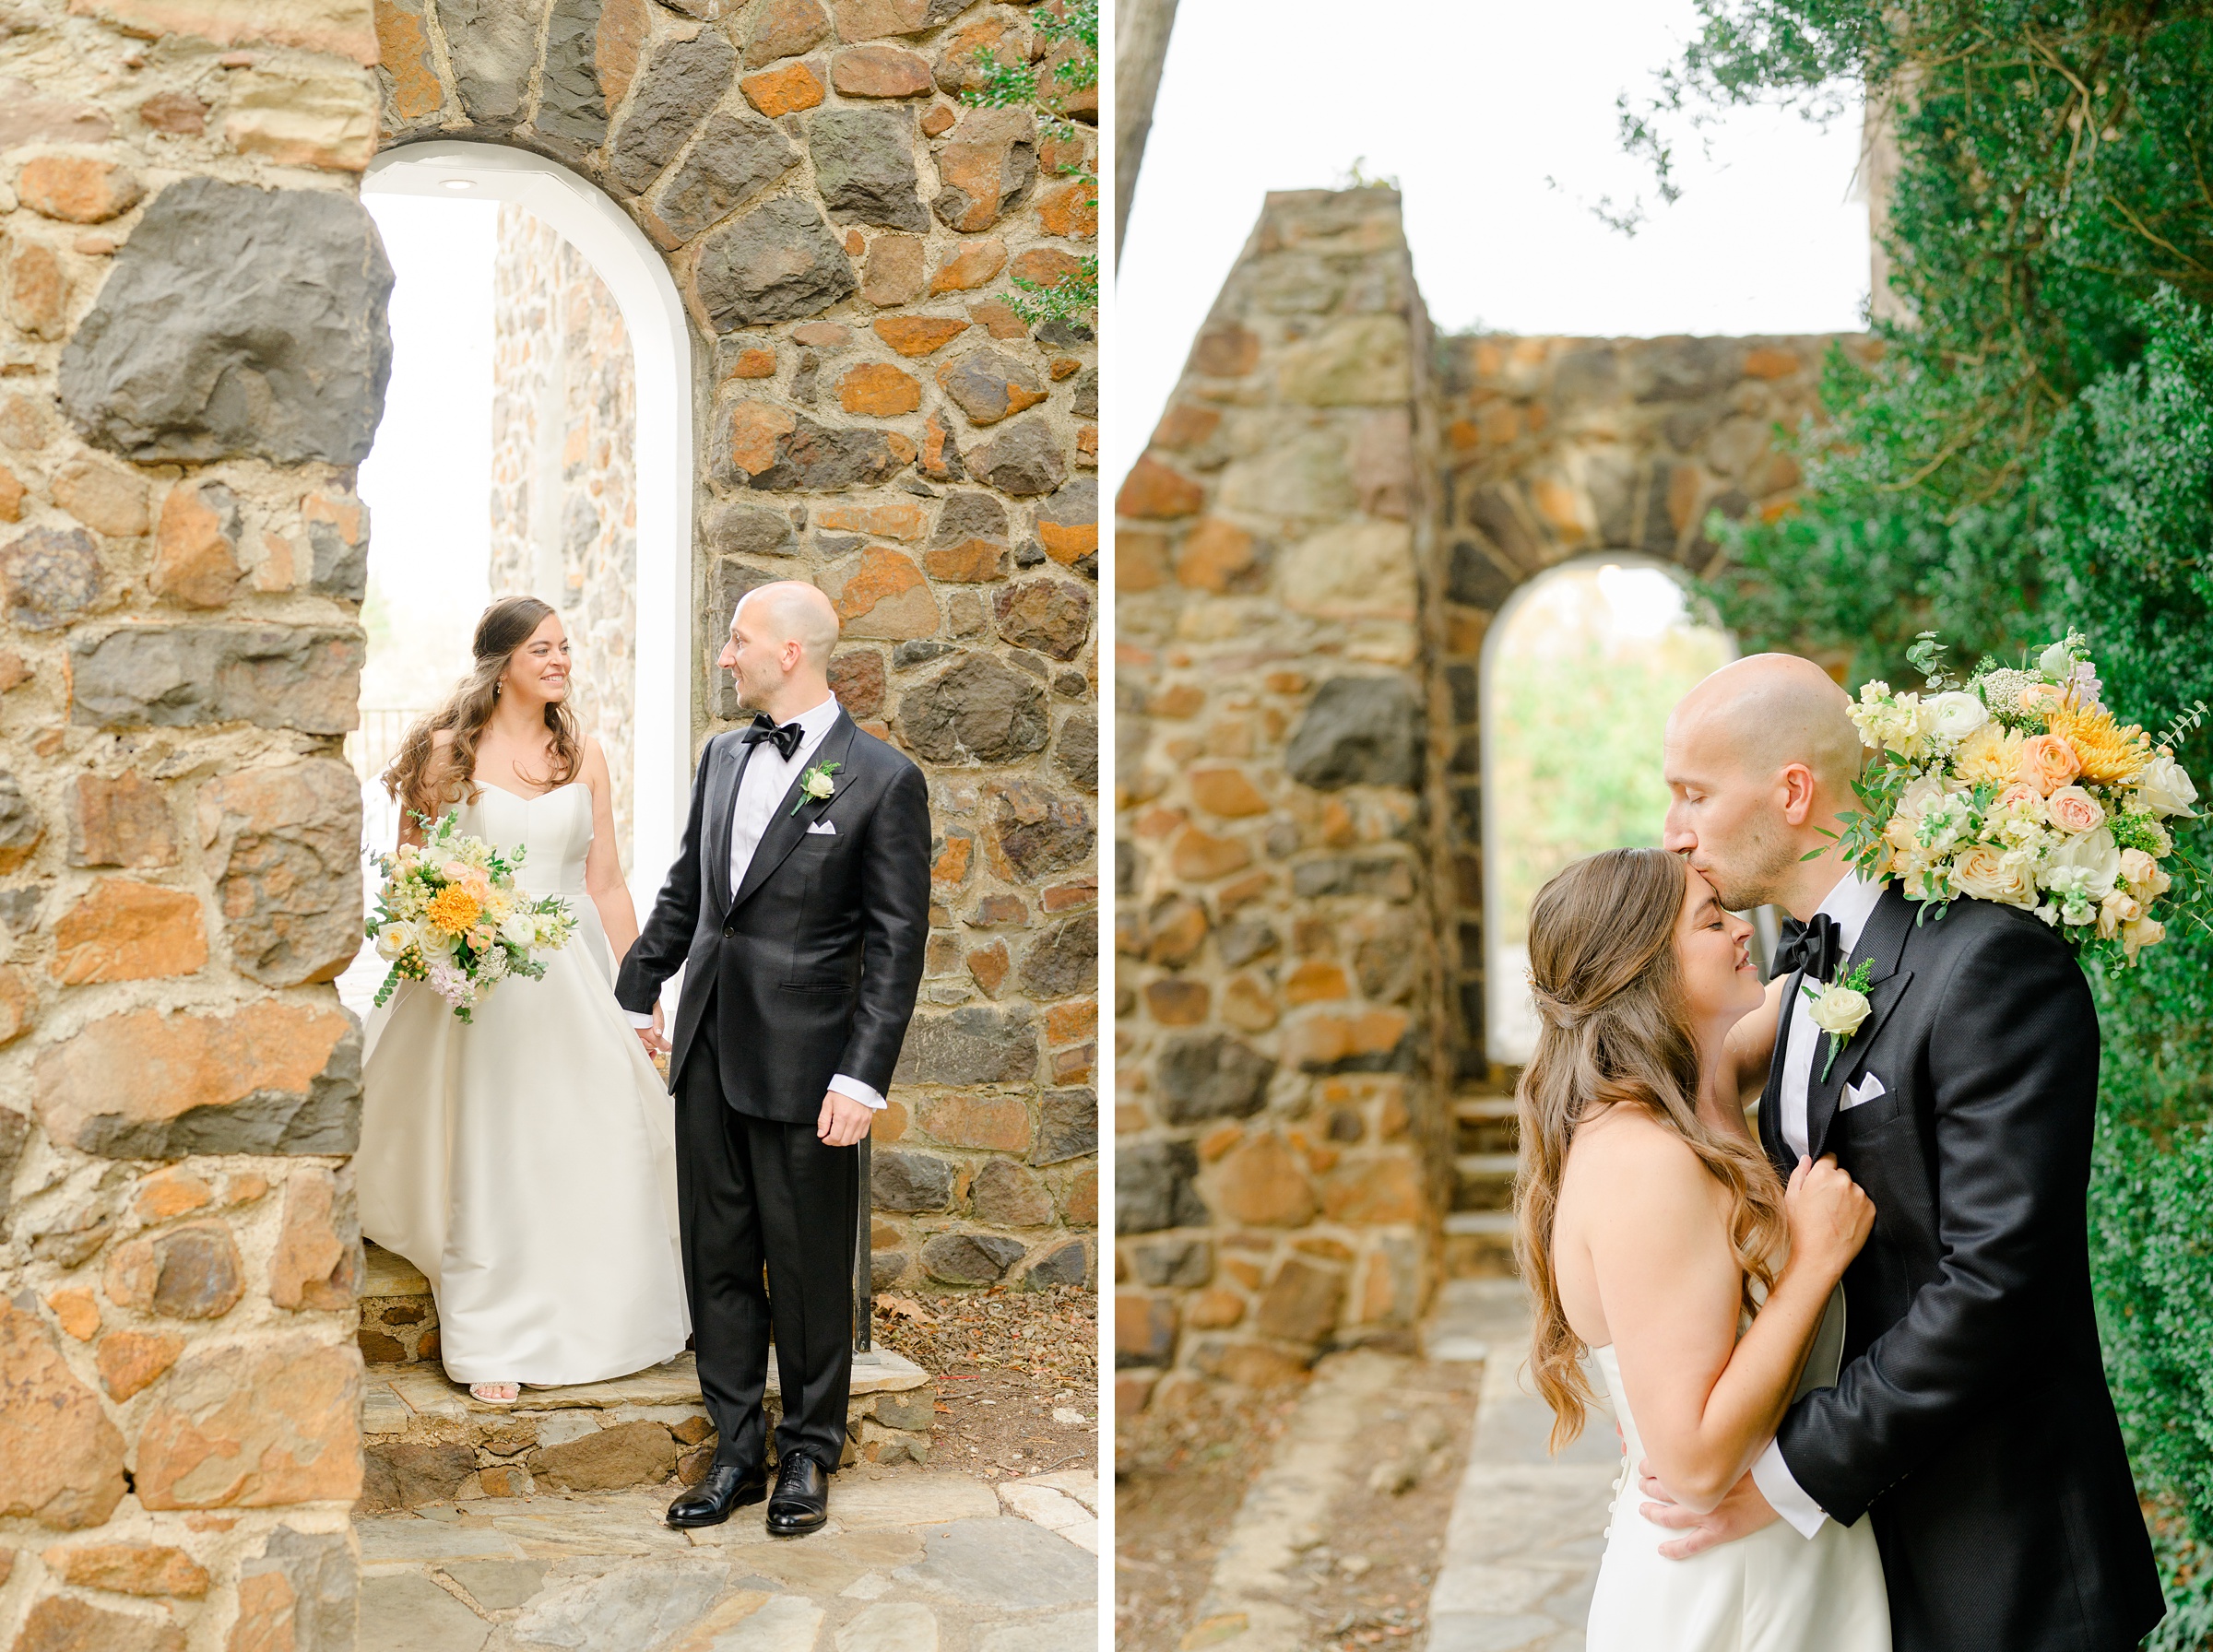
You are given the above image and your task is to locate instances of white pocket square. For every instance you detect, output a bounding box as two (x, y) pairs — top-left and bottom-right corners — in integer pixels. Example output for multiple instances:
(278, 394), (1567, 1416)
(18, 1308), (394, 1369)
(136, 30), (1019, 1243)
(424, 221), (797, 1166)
(805, 820), (837, 835)
(1840, 1072), (1887, 1111)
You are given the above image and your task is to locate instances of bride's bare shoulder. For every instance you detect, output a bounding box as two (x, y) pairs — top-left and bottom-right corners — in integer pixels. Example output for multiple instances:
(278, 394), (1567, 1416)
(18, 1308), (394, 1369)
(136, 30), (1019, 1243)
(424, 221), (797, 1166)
(1566, 1105), (1713, 1207)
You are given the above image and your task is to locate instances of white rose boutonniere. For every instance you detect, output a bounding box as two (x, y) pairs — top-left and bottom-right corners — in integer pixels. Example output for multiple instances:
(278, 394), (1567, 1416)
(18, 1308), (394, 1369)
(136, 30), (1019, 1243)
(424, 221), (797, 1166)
(791, 760), (841, 816)
(1804, 959), (1876, 1082)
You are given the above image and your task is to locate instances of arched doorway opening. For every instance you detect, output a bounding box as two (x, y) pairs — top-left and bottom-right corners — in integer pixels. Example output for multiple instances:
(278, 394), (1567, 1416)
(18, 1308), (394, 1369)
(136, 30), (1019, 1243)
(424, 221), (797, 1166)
(1479, 555), (1735, 1064)
(360, 141), (693, 921)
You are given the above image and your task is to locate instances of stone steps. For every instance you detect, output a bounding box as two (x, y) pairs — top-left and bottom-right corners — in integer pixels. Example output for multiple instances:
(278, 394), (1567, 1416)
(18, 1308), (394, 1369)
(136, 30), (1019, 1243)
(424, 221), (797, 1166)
(357, 1243), (935, 1510)
(1447, 1087), (1521, 1280)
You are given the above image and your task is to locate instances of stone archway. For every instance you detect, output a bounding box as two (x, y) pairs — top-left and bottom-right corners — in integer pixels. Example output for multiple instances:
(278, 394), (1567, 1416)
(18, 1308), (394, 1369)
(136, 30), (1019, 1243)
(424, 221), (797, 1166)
(1114, 185), (1859, 1404)
(1, 0), (1096, 1641)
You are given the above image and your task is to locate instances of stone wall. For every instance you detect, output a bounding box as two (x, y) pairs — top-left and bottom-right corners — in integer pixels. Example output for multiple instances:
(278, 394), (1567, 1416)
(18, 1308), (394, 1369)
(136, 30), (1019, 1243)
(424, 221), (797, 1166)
(375, 0), (1101, 1297)
(0, 1), (387, 1645)
(1114, 189), (1448, 1407)
(1114, 184), (1864, 1405)
(488, 201), (641, 870)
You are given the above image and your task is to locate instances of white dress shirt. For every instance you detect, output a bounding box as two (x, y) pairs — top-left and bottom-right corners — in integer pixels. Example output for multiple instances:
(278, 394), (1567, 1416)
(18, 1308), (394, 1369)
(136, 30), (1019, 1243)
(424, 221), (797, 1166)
(630, 693), (884, 1112)
(1752, 867), (1885, 1536)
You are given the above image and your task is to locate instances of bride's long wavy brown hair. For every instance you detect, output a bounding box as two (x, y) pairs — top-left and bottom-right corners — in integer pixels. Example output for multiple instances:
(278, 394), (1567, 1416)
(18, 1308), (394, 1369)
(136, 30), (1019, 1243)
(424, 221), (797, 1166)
(382, 596), (584, 827)
(1512, 846), (1788, 1450)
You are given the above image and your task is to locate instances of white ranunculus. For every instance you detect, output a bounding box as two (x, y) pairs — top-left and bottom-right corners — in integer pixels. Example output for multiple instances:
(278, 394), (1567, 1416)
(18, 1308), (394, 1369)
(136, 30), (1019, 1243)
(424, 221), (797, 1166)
(1806, 984), (1872, 1039)
(2041, 826), (2123, 899)
(1925, 690), (1988, 741)
(2131, 755), (2199, 818)
(500, 913), (539, 950)
(373, 921), (414, 962)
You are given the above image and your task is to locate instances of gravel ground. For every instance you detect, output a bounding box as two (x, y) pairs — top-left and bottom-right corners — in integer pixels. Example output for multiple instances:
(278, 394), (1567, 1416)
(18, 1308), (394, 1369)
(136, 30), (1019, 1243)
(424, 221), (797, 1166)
(1115, 1359), (1482, 1652)
(870, 1285), (1098, 1482)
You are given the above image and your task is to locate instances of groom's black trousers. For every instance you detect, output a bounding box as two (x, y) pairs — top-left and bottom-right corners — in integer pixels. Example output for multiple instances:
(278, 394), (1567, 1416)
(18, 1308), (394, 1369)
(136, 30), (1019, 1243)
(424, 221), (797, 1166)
(674, 1016), (858, 1476)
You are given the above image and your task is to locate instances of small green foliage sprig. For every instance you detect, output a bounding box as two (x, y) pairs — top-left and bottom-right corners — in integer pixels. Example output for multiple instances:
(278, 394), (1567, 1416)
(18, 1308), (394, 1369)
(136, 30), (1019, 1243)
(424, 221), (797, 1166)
(963, 0), (1097, 327)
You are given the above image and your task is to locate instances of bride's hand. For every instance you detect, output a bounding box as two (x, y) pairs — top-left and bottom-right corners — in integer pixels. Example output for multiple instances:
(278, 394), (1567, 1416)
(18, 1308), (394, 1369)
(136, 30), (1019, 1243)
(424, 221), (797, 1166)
(1783, 1153), (1874, 1284)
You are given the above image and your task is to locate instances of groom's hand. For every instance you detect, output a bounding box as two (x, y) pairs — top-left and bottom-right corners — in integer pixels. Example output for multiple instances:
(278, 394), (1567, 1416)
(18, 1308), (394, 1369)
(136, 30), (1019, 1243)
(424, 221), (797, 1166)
(1638, 1461), (1780, 1558)
(818, 1092), (873, 1148)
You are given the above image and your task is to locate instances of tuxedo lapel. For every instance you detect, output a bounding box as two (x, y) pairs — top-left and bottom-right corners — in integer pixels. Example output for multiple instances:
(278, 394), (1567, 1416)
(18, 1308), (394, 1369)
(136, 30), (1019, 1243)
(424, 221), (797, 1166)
(705, 737), (748, 916)
(729, 711), (858, 914)
(1759, 974), (1800, 1178)
(1807, 887), (1916, 1157)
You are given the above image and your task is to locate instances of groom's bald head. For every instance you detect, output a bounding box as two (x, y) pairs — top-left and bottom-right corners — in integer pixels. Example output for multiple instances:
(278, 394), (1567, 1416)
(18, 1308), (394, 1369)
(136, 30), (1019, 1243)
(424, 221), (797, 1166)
(1663, 654), (1864, 914)
(733, 581), (840, 667)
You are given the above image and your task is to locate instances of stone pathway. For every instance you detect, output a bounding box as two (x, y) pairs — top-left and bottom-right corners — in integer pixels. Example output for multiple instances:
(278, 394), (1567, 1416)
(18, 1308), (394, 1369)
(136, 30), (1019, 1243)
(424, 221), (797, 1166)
(358, 1466), (1098, 1652)
(1423, 1279), (1616, 1652)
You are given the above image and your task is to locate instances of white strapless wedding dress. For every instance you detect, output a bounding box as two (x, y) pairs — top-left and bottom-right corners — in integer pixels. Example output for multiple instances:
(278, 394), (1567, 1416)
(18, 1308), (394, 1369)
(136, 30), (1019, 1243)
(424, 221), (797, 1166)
(356, 783), (689, 1386)
(1585, 1344), (1890, 1651)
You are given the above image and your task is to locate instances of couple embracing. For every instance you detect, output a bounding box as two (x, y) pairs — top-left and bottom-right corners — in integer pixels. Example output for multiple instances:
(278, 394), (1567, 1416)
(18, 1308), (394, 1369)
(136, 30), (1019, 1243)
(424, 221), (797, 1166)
(358, 580), (927, 1538)
(1521, 654), (2164, 1650)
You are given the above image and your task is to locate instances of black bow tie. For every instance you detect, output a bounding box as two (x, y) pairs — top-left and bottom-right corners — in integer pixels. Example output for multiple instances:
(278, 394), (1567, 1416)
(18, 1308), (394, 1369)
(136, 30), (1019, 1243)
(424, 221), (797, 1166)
(1774, 912), (1841, 983)
(741, 714), (804, 761)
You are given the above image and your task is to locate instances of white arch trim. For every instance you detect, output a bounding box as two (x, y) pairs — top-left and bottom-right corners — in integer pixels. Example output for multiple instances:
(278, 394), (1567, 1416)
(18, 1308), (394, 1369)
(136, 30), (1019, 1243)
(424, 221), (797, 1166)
(1475, 550), (1740, 1065)
(364, 141), (694, 915)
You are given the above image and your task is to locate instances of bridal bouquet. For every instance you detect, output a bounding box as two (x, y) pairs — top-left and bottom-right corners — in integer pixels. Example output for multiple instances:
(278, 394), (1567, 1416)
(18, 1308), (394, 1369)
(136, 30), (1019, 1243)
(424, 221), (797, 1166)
(365, 810), (577, 1021)
(1836, 633), (2204, 963)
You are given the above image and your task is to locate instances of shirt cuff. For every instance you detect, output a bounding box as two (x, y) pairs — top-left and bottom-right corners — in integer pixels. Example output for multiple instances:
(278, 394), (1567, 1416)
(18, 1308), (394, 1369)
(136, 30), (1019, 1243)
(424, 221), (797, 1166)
(1752, 1440), (1828, 1539)
(625, 1011), (654, 1029)
(828, 1073), (887, 1112)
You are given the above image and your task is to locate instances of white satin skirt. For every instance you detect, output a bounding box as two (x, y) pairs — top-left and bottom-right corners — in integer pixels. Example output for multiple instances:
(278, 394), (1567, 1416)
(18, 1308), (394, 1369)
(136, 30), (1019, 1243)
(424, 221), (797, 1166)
(356, 901), (690, 1386)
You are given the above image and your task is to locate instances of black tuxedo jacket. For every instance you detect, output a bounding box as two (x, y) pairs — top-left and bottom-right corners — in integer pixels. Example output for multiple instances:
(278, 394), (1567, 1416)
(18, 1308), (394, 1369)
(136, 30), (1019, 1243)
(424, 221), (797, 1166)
(1760, 885), (2161, 1651)
(615, 708), (930, 1124)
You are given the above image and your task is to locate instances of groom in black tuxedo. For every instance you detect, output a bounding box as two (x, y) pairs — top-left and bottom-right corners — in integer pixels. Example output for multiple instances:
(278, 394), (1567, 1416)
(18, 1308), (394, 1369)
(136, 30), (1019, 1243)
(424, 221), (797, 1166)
(1645, 654), (2162, 1651)
(618, 580), (929, 1535)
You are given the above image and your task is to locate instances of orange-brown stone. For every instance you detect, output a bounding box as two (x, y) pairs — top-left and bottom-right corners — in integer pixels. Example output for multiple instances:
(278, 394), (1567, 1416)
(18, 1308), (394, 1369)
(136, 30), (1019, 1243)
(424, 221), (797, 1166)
(33, 1000), (354, 1158)
(1178, 517), (1256, 592)
(838, 361), (922, 416)
(824, 547), (938, 640)
(9, 1597), (183, 1652)
(1046, 997), (1096, 1044)
(152, 482), (243, 608)
(103, 1222), (243, 1321)
(920, 101), (954, 136)
(46, 1291), (98, 1342)
(815, 500), (927, 541)
(1284, 960), (1350, 1004)
(860, 231), (925, 305)
(1188, 767), (1268, 819)
(928, 237), (1006, 294)
(0, 465), (24, 522)
(1321, 1157), (1426, 1225)
(6, 242), (66, 340)
(1010, 246), (1085, 289)
(18, 155), (142, 223)
(1117, 456), (1203, 521)
(1036, 181), (1096, 240)
(1036, 514), (1095, 565)
(723, 401), (799, 478)
(42, 1540), (210, 1598)
(52, 457), (149, 538)
(373, 0), (443, 119)
(931, 834), (972, 886)
(228, 1567), (297, 1651)
(833, 43), (930, 96)
(740, 57), (826, 115)
(965, 938), (1009, 997)
(51, 880), (207, 984)
(1142, 979), (1208, 1026)
(1185, 1287), (1246, 1330)
(134, 1168), (215, 1222)
(1203, 1341), (1312, 1388)
(922, 538), (1003, 583)
(1115, 530), (1169, 592)
(729, 348), (777, 379)
(918, 1092), (1031, 1152)
(136, 1337), (363, 1509)
(1169, 825), (1250, 882)
(67, 772), (179, 869)
(1192, 324), (1260, 378)
(97, 1331), (184, 1402)
(0, 1296), (127, 1528)
(1210, 1131), (1317, 1227)
(0, 967), (34, 1045)
(967, 298), (1027, 338)
(1743, 345), (1802, 379)
(873, 315), (969, 357)
(1282, 1009), (1412, 1070)
(268, 1167), (357, 1312)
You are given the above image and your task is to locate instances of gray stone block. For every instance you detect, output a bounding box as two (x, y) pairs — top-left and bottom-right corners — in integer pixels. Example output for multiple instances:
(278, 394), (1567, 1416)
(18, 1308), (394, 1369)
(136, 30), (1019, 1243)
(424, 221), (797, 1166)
(653, 112), (798, 242)
(533, 0), (609, 145)
(69, 625), (362, 734)
(892, 1005), (1037, 1086)
(871, 1149), (956, 1212)
(811, 108), (927, 231)
(694, 195), (857, 331)
(894, 654), (1048, 764)
(1154, 1032), (1273, 1125)
(608, 26), (735, 192)
(59, 179), (393, 466)
(1285, 675), (1424, 790)
(1116, 1139), (1207, 1234)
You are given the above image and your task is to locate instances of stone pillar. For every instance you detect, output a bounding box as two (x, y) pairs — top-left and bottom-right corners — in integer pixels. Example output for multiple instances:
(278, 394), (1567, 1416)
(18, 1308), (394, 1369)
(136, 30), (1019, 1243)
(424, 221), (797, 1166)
(1115, 188), (1446, 1404)
(488, 204), (641, 870)
(0, 1), (385, 1643)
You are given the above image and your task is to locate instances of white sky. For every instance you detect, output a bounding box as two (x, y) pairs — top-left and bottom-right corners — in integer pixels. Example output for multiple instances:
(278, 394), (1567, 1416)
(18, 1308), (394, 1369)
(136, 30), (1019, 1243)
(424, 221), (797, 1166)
(1111, 0), (1873, 488)
(359, 194), (499, 708)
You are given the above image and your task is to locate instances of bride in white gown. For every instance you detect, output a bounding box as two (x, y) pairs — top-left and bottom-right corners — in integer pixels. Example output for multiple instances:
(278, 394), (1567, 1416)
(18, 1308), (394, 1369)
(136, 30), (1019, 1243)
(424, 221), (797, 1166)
(1515, 847), (1890, 1650)
(357, 596), (689, 1404)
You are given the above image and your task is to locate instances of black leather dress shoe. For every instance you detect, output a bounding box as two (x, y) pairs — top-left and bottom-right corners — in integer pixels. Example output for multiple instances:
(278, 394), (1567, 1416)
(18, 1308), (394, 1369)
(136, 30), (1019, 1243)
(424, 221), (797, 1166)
(764, 1453), (829, 1536)
(666, 1460), (766, 1528)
